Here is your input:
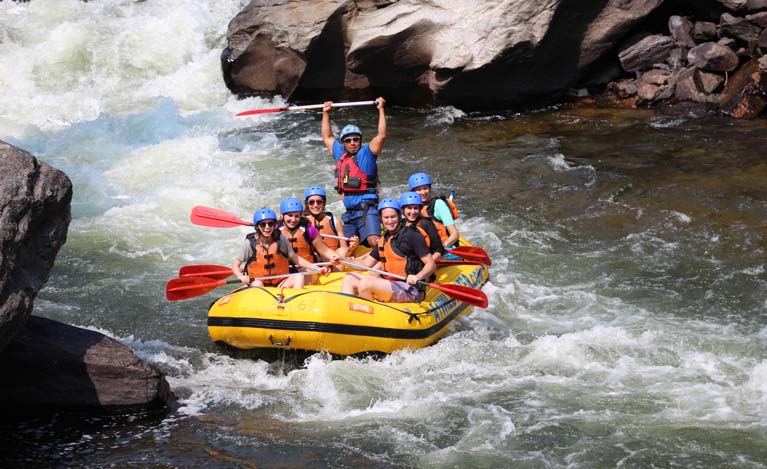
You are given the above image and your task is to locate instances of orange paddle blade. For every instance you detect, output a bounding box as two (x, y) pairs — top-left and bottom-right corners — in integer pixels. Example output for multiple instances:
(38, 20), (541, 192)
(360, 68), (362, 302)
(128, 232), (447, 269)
(179, 264), (232, 281)
(446, 246), (491, 265)
(428, 282), (488, 308)
(190, 206), (252, 228)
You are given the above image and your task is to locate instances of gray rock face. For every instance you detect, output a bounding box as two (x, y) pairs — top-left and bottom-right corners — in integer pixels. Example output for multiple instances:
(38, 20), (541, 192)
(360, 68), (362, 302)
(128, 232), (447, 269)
(0, 142), (71, 352)
(223, 0), (665, 107)
(0, 316), (175, 415)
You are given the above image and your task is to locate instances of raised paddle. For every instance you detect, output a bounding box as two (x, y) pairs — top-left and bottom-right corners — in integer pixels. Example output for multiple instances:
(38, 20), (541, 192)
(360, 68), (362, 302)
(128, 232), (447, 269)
(340, 260), (488, 308)
(166, 270), (322, 301)
(236, 100), (377, 117)
(190, 206), (252, 228)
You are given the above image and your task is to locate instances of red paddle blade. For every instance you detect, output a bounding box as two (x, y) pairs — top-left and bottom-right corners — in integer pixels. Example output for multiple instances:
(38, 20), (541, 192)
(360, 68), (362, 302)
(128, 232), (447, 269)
(166, 277), (242, 301)
(447, 246), (492, 265)
(235, 107), (289, 117)
(429, 283), (488, 308)
(179, 264), (232, 281)
(190, 206), (252, 228)
(436, 259), (485, 266)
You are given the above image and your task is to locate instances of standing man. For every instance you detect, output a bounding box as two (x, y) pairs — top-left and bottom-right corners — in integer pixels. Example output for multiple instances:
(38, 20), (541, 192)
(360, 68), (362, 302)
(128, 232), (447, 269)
(322, 97), (386, 248)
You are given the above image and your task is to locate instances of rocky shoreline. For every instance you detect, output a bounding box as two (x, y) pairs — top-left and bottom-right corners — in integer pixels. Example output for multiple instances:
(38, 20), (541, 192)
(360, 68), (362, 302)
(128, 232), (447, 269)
(0, 142), (174, 418)
(222, 0), (767, 118)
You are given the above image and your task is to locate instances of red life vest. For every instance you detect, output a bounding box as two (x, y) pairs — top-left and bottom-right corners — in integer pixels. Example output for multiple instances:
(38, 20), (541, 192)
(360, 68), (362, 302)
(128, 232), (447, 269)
(305, 211), (340, 250)
(279, 219), (315, 263)
(244, 233), (290, 285)
(335, 152), (377, 194)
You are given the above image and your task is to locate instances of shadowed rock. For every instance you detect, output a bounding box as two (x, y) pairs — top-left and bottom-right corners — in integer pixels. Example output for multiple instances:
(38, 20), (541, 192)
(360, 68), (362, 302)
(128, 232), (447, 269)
(0, 316), (175, 416)
(619, 35), (676, 73)
(0, 141), (71, 352)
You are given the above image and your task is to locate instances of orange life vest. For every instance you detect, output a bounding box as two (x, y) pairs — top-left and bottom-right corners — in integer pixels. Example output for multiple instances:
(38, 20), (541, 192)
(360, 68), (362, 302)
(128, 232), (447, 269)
(244, 233), (290, 285)
(279, 219), (315, 263)
(419, 205), (449, 244)
(335, 152), (377, 195)
(376, 228), (425, 286)
(305, 211), (340, 250)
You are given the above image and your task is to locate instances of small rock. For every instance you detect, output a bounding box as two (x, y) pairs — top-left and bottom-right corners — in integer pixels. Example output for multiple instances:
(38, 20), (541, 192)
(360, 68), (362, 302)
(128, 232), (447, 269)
(759, 28), (767, 48)
(640, 69), (670, 86)
(675, 66), (721, 103)
(693, 22), (718, 42)
(746, 11), (767, 27)
(688, 42), (740, 71)
(667, 47), (688, 69)
(608, 78), (638, 98)
(746, 0), (767, 11)
(669, 16), (697, 47)
(720, 57), (767, 117)
(619, 35), (676, 72)
(638, 83), (661, 101)
(698, 70), (725, 93)
(720, 12), (763, 43)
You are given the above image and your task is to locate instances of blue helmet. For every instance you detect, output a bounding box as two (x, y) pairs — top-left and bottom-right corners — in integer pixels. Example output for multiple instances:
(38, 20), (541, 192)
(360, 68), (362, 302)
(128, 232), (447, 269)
(253, 207), (277, 225)
(340, 124), (361, 139)
(377, 197), (401, 213)
(279, 197), (304, 214)
(408, 172), (432, 190)
(399, 191), (423, 207)
(304, 185), (327, 201)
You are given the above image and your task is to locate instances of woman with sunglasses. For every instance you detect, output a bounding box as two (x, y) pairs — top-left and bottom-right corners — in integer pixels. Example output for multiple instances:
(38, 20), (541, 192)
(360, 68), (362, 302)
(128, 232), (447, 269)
(303, 185), (358, 270)
(232, 207), (330, 289)
(278, 197), (340, 284)
(321, 97), (386, 250)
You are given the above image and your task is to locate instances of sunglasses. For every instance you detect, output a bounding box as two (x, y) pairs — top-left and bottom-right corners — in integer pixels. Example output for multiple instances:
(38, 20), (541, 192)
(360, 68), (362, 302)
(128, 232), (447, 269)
(257, 221), (275, 228)
(306, 198), (325, 206)
(342, 136), (361, 143)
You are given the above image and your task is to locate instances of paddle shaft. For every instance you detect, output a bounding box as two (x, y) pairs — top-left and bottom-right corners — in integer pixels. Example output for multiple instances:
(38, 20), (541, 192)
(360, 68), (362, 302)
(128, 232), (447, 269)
(236, 100), (377, 117)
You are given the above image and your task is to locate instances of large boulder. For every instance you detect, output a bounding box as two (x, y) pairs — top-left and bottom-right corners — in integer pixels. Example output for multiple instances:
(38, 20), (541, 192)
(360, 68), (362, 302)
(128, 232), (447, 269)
(0, 316), (175, 415)
(0, 141), (71, 352)
(223, 0), (666, 108)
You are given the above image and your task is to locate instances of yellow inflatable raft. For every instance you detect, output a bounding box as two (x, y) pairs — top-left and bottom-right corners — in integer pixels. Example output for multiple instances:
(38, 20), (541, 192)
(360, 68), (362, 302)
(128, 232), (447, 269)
(207, 260), (489, 355)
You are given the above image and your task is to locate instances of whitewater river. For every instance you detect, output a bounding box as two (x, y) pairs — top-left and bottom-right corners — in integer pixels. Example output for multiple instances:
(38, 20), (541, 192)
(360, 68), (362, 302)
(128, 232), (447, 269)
(2, 1), (767, 467)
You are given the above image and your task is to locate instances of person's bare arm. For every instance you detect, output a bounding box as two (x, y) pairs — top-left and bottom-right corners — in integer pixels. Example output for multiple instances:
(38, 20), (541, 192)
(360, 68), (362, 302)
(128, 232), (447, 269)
(322, 101), (335, 154)
(368, 97), (386, 155)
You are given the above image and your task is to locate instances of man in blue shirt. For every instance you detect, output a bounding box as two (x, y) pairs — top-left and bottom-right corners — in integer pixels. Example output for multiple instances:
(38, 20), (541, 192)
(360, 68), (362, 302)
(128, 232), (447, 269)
(322, 97), (386, 248)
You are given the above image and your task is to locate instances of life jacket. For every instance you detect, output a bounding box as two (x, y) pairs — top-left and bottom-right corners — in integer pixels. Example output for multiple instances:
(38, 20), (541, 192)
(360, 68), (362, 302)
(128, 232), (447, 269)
(279, 219), (315, 263)
(335, 151), (377, 195)
(244, 232), (290, 285)
(420, 196), (459, 244)
(405, 217), (446, 255)
(305, 211), (340, 250)
(376, 227), (426, 289)
(402, 219), (430, 248)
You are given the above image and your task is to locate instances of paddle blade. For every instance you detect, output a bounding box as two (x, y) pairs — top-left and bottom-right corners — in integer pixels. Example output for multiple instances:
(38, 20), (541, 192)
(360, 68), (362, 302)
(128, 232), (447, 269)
(179, 264), (232, 281)
(190, 206), (252, 228)
(429, 283), (488, 308)
(447, 246), (492, 265)
(166, 277), (232, 301)
(436, 259), (485, 266)
(236, 107), (289, 117)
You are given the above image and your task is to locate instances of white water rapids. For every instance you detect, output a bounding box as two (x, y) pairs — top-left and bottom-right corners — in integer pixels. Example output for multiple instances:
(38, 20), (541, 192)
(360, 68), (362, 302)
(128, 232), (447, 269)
(2, 1), (767, 466)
